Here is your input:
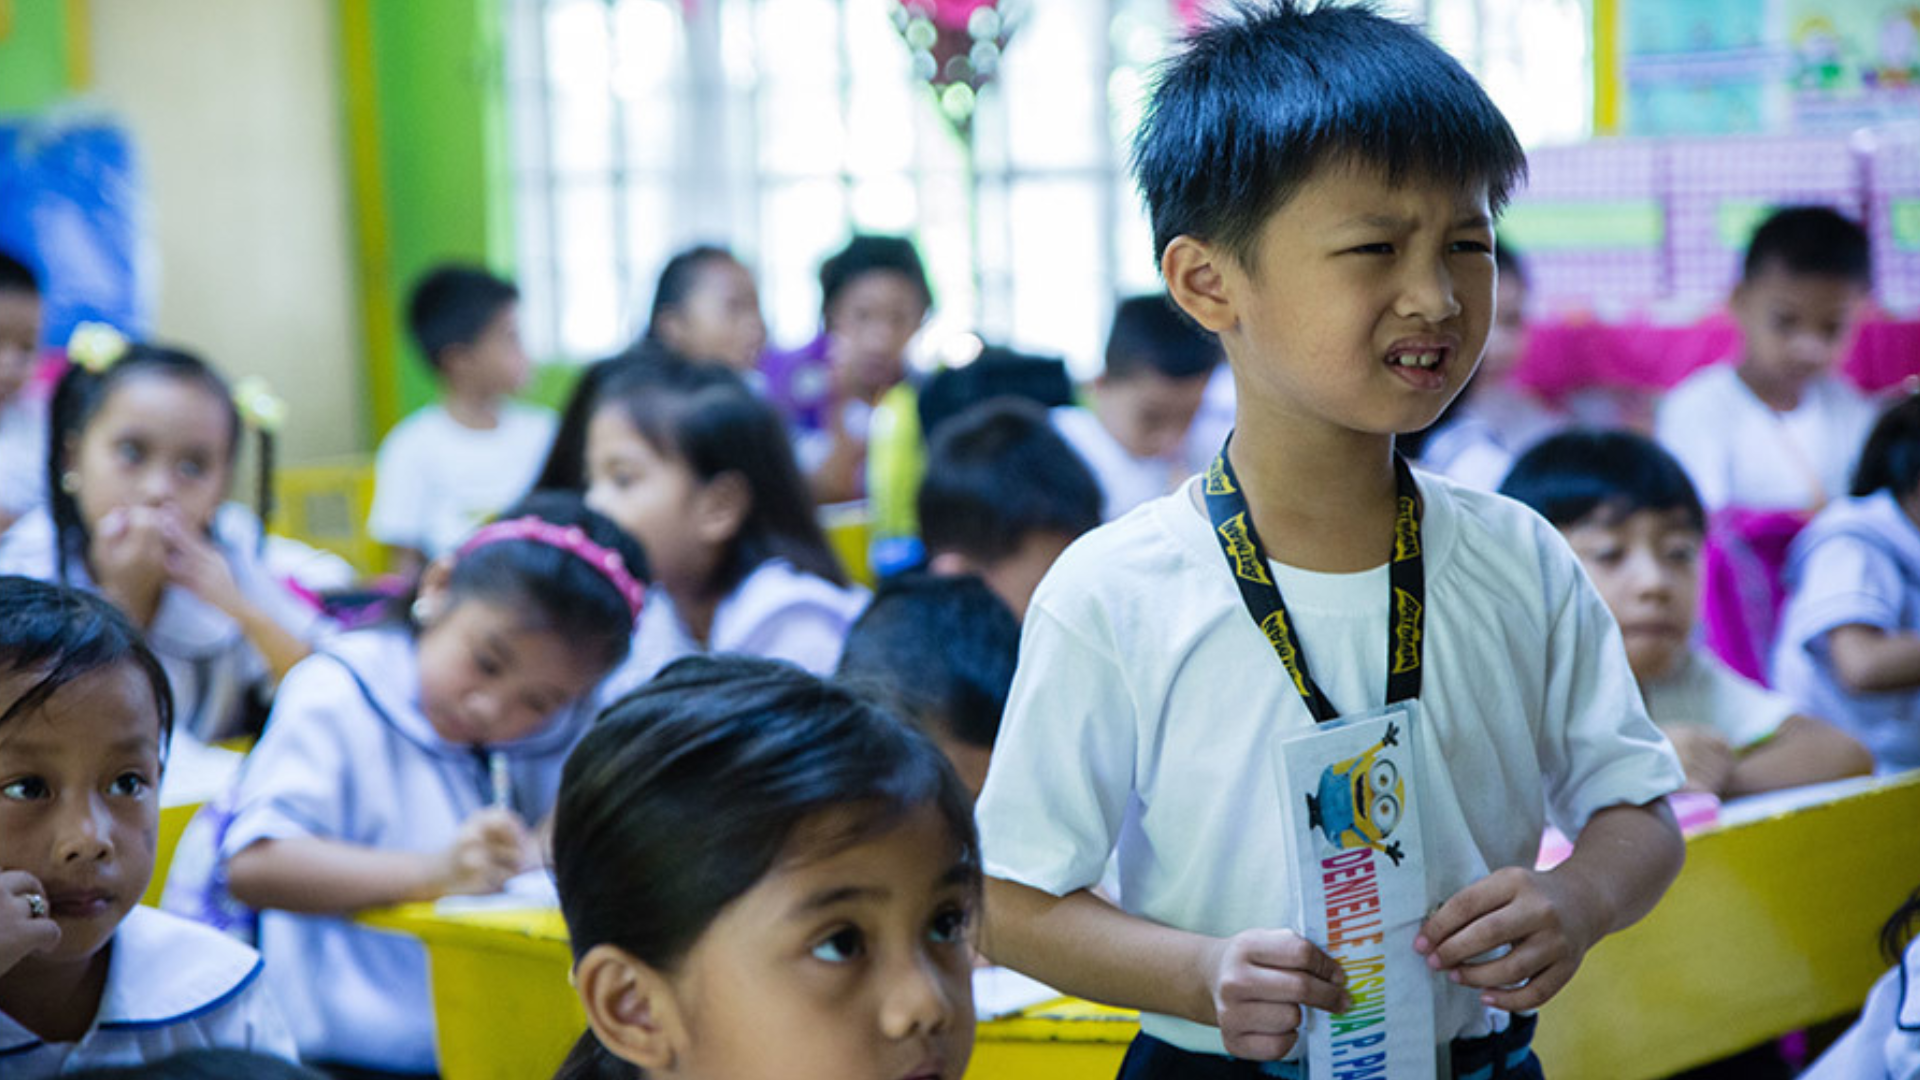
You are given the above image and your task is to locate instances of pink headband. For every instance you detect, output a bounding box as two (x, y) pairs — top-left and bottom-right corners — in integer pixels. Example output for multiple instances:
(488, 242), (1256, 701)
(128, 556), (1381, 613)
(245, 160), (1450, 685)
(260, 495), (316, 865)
(457, 517), (646, 622)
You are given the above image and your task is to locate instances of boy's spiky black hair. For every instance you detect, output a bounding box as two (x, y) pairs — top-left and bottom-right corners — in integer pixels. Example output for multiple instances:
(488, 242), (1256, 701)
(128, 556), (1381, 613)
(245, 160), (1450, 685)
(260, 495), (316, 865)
(1500, 430), (1705, 533)
(405, 263), (518, 372)
(1741, 205), (1871, 287)
(1132, 0), (1527, 270)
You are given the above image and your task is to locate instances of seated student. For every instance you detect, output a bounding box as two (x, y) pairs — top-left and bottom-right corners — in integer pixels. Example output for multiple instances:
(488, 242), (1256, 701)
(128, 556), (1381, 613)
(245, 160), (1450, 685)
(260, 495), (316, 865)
(584, 357), (867, 686)
(0, 250), (46, 538)
(1656, 206), (1877, 515)
(1802, 887), (1920, 1079)
(1502, 431), (1872, 796)
(1410, 243), (1565, 490)
(837, 573), (1020, 799)
(550, 655), (978, 1080)
(221, 494), (644, 1077)
(61, 1049), (326, 1080)
(763, 236), (933, 504)
(0, 577), (295, 1076)
(367, 264), (556, 574)
(917, 397), (1102, 620)
(640, 245), (767, 377)
(0, 328), (321, 746)
(1774, 394), (1920, 774)
(1050, 294), (1223, 520)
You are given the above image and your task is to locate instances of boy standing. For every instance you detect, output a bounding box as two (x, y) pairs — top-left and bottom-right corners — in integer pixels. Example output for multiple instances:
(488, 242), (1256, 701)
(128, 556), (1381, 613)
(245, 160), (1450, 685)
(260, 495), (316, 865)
(367, 265), (555, 573)
(1655, 206), (1877, 514)
(1052, 294), (1224, 520)
(975, 4), (1686, 1076)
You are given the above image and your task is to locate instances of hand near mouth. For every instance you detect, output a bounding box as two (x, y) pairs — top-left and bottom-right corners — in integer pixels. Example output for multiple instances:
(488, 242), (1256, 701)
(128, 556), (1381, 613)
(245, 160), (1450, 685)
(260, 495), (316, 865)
(0, 869), (63, 977)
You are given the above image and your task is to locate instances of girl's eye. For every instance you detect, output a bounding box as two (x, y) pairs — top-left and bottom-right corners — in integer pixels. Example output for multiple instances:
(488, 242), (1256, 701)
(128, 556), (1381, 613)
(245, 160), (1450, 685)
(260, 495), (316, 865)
(1587, 547), (1624, 567)
(810, 927), (865, 964)
(474, 652), (504, 677)
(110, 772), (151, 797)
(929, 905), (971, 945)
(115, 439), (144, 464)
(0, 777), (48, 800)
(177, 457), (208, 481)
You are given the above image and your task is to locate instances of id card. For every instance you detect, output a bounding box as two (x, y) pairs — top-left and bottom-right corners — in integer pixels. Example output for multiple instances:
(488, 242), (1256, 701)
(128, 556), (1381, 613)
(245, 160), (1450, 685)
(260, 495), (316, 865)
(1276, 702), (1436, 1079)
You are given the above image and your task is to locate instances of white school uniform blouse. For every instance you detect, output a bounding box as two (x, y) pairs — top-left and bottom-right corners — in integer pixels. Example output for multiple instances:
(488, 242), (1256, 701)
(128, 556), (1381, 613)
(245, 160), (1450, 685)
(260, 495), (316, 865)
(0, 393), (47, 524)
(0, 906), (295, 1076)
(1802, 932), (1920, 1080)
(975, 471), (1684, 1055)
(0, 504), (328, 746)
(221, 627), (594, 1073)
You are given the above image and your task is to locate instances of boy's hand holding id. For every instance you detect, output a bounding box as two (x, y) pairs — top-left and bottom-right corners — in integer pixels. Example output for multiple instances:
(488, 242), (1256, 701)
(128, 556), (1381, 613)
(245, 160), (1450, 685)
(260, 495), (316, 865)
(1414, 857), (1609, 1012)
(1204, 927), (1351, 1061)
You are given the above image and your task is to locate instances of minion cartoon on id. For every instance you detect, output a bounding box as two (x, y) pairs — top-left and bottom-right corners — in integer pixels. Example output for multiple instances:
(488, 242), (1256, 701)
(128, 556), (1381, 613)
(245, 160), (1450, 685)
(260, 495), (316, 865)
(1305, 722), (1407, 865)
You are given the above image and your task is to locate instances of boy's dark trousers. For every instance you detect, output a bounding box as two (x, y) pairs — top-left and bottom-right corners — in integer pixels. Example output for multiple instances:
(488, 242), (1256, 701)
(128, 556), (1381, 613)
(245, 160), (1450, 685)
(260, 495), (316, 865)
(1116, 1013), (1542, 1080)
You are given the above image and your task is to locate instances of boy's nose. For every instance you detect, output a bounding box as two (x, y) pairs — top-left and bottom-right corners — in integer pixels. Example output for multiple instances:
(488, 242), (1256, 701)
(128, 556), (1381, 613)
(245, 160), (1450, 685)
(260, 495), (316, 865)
(56, 796), (115, 864)
(1395, 259), (1463, 324)
(878, 949), (958, 1040)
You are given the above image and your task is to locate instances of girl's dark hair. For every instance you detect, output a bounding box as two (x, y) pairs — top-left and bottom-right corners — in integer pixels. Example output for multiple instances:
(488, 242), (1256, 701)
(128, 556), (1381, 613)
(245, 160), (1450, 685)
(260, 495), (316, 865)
(430, 491), (649, 673)
(551, 655), (978, 1080)
(1500, 429), (1707, 533)
(1850, 393), (1920, 499)
(529, 342), (684, 497)
(595, 356), (848, 590)
(644, 245), (739, 343)
(1883, 888), (1920, 965)
(0, 575), (173, 748)
(46, 341), (271, 583)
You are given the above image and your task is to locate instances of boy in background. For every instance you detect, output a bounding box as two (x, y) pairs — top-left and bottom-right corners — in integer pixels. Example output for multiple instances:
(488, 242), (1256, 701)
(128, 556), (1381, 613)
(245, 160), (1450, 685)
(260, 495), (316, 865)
(975, 4), (1685, 1074)
(917, 397), (1101, 619)
(837, 572), (1020, 799)
(1655, 206), (1877, 515)
(0, 250), (45, 538)
(367, 264), (555, 573)
(1051, 294), (1223, 520)
(1503, 430), (1872, 796)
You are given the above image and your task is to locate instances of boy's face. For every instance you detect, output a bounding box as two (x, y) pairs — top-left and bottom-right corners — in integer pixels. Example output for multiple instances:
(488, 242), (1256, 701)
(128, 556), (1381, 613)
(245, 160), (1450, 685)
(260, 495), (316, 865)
(449, 302), (532, 398)
(1477, 272), (1528, 383)
(825, 272), (927, 402)
(0, 661), (161, 976)
(1093, 370), (1211, 461)
(1169, 158), (1495, 440)
(1562, 507), (1702, 683)
(1731, 263), (1868, 400)
(929, 530), (1077, 622)
(0, 288), (42, 406)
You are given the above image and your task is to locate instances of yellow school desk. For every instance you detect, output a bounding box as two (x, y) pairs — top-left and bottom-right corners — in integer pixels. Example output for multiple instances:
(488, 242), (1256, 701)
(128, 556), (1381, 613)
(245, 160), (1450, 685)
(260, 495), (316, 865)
(363, 772), (1920, 1080)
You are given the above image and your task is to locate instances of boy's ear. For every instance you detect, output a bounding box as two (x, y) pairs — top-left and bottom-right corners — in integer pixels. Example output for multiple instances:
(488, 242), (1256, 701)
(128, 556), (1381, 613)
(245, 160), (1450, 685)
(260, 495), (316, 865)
(576, 944), (687, 1071)
(694, 470), (752, 545)
(1161, 236), (1237, 334)
(927, 550), (982, 579)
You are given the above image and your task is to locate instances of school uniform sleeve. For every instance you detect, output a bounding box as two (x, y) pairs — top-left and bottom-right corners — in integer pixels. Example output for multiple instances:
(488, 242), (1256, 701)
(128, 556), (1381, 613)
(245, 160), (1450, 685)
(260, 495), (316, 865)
(0, 505), (58, 579)
(366, 417), (429, 549)
(1781, 531), (1903, 648)
(974, 596), (1138, 896)
(1529, 524), (1686, 836)
(222, 655), (360, 854)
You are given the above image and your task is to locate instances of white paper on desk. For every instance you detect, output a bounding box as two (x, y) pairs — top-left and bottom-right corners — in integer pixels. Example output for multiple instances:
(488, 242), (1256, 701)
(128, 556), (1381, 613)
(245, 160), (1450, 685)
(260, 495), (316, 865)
(971, 966), (1061, 1019)
(1278, 702), (1437, 1080)
(433, 869), (560, 914)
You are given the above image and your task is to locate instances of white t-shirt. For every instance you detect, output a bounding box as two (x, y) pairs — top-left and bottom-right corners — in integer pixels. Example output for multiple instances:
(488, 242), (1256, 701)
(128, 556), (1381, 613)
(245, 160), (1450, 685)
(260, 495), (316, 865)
(605, 558), (869, 699)
(1640, 646), (1794, 749)
(975, 471), (1684, 1054)
(0, 504), (329, 745)
(367, 402), (557, 557)
(1654, 364), (1876, 513)
(222, 628), (593, 1073)
(0, 393), (47, 524)
(1050, 405), (1191, 521)
(1772, 490), (1920, 773)
(0, 906), (295, 1076)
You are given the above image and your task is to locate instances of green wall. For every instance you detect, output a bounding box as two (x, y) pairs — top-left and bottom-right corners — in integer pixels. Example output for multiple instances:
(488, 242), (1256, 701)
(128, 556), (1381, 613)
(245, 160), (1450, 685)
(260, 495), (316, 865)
(0, 1), (79, 115)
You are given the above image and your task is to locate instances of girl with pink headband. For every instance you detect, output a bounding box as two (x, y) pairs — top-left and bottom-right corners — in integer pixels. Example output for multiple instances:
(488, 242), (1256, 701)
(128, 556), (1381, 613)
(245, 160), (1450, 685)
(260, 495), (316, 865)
(217, 492), (646, 1076)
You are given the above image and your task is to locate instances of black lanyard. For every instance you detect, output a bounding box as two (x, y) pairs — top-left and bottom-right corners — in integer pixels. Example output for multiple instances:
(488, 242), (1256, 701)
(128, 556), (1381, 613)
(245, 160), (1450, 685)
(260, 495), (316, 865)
(1203, 436), (1425, 724)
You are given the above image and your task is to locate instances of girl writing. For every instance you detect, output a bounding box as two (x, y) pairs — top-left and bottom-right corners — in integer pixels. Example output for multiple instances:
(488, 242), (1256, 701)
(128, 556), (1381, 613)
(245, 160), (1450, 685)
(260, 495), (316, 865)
(551, 654), (978, 1080)
(1773, 393), (1920, 772)
(584, 356), (866, 684)
(0, 326), (321, 745)
(220, 492), (646, 1077)
(0, 576), (294, 1075)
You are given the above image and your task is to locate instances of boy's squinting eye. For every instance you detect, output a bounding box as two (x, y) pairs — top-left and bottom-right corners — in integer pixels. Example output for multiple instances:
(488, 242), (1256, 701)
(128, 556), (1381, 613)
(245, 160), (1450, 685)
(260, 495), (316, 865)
(810, 926), (866, 963)
(1450, 238), (1493, 254)
(0, 776), (48, 800)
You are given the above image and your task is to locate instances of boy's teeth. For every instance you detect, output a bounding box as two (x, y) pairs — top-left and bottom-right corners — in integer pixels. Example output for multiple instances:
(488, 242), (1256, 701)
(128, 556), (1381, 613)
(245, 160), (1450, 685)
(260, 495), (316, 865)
(1392, 352), (1440, 369)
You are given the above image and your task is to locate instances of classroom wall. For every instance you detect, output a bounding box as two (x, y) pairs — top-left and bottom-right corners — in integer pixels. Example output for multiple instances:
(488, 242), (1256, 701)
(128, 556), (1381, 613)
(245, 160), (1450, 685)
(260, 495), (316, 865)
(86, 0), (364, 465)
(0, 1), (83, 114)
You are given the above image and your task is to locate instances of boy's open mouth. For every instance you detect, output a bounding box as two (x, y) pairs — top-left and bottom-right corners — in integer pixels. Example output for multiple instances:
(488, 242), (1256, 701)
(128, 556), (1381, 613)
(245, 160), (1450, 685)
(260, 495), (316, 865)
(1384, 342), (1453, 388)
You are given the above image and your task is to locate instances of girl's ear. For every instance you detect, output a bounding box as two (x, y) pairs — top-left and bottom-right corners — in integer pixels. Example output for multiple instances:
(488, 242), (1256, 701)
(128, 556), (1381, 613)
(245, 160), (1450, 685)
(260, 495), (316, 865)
(414, 556), (457, 624)
(693, 470), (752, 546)
(1162, 235), (1237, 334)
(576, 943), (687, 1072)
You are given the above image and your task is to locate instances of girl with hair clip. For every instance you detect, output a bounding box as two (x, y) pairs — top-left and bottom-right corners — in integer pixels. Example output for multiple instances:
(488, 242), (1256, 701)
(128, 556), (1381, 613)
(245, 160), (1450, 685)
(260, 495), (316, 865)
(550, 654), (979, 1080)
(0, 576), (295, 1076)
(584, 355), (867, 687)
(1801, 887), (1920, 1078)
(0, 324), (321, 748)
(219, 492), (646, 1078)
(1773, 393), (1920, 773)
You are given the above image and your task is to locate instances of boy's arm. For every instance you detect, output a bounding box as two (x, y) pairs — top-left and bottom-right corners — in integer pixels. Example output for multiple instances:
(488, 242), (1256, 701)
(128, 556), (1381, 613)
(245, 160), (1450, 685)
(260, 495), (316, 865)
(1825, 624), (1920, 694)
(1416, 798), (1683, 1012)
(1727, 714), (1874, 796)
(984, 877), (1349, 1062)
